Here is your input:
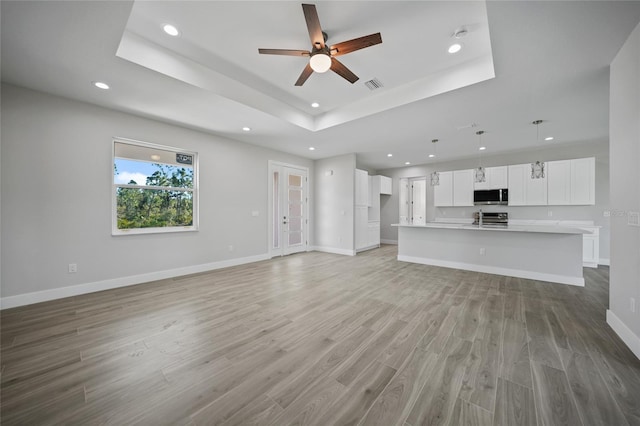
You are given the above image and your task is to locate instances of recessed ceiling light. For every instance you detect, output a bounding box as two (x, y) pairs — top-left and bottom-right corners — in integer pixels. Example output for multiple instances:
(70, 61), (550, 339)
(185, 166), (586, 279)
(387, 153), (393, 157)
(163, 24), (180, 37)
(93, 81), (109, 90)
(545, 136), (554, 141)
(309, 147), (315, 151)
(448, 43), (462, 54)
(428, 154), (435, 158)
(479, 146), (486, 151)
(242, 126), (251, 132)
(150, 154), (161, 161)
(311, 102), (320, 108)
(405, 162), (411, 165)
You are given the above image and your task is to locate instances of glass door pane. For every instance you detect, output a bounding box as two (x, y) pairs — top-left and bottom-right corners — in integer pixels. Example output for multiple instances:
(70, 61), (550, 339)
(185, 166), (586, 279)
(287, 172), (304, 250)
(272, 171), (280, 249)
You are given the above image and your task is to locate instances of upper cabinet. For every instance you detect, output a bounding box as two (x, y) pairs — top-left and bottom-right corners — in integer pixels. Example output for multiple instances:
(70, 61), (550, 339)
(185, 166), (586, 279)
(355, 169), (369, 206)
(547, 158), (595, 205)
(570, 157), (595, 205)
(453, 169), (474, 206)
(473, 166), (508, 190)
(378, 176), (392, 195)
(433, 170), (474, 207)
(547, 160), (572, 205)
(508, 163), (548, 206)
(433, 171), (453, 207)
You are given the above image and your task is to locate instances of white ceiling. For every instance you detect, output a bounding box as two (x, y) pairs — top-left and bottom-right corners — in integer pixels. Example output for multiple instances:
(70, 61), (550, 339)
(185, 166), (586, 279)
(2, 1), (640, 170)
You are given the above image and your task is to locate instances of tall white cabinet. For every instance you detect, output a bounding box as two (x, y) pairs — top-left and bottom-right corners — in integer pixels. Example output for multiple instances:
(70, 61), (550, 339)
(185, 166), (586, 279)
(355, 170), (390, 252)
(355, 169), (369, 251)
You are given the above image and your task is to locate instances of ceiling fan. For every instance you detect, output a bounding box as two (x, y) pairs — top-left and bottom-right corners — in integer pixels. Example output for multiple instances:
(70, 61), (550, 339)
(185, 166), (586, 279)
(258, 3), (382, 86)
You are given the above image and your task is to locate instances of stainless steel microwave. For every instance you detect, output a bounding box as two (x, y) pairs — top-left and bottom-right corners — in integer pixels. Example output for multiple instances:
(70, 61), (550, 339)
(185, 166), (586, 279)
(474, 189), (508, 205)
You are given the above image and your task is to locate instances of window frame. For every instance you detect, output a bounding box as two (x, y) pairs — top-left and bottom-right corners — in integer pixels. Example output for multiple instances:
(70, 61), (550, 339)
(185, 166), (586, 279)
(111, 137), (199, 236)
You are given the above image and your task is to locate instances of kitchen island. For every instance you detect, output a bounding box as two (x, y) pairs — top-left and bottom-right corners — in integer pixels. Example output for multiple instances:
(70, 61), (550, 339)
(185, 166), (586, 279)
(393, 223), (590, 286)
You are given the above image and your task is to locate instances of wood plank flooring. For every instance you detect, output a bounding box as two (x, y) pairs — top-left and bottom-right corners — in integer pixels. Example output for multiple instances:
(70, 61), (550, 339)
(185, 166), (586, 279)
(1, 245), (639, 425)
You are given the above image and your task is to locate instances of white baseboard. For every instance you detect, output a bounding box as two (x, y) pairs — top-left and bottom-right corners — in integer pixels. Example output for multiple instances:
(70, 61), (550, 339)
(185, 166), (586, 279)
(380, 239), (398, 245)
(0, 253), (270, 310)
(311, 246), (356, 256)
(397, 255), (585, 287)
(607, 310), (640, 360)
(599, 258), (610, 266)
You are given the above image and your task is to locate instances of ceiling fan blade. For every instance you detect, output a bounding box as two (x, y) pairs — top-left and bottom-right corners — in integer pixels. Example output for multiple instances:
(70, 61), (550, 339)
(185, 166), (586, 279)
(330, 57), (358, 84)
(330, 33), (382, 57)
(258, 48), (310, 56)
(295, 63), (314, 86)
(302, 4), (325, 49)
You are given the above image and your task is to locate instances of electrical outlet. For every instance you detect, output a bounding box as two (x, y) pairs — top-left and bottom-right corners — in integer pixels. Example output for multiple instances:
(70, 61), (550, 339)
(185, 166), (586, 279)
(480, 248), (486, 256)
(68, 263), (77, 273)
(631, 297), (636, 313)
(547, 210), (553, 217)
(251, 210), (259, 217)
(628, 212), (640, 227)
(228, 245), (234, 252)
(603, 210), (611, 217)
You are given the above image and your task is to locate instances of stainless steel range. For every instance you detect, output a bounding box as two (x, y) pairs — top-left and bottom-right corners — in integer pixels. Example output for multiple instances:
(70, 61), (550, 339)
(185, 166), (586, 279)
(473, 211), (508, 226)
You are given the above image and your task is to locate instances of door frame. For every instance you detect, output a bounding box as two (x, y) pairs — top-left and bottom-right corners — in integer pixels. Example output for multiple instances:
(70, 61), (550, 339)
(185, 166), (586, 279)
(268, 161), (310, 258)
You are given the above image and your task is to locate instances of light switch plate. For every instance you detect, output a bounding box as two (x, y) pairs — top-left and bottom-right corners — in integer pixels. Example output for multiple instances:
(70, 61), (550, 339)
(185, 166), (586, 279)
(628, 211), (640, 227)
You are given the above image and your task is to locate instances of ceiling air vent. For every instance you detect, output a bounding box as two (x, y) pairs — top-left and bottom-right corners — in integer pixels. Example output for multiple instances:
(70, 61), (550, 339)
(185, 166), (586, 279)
(364, 78), (384, 91)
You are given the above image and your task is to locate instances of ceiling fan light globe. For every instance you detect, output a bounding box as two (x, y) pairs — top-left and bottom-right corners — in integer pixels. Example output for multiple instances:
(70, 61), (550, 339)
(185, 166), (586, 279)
(309, 53), (331, 73)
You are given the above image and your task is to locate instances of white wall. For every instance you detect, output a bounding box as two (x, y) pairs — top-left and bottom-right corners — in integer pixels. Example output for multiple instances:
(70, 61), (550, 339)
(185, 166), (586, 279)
(313, 153), (356, 255)
(0, 84), (314, 306)
(378, 141), (610, 260)
(609, 21), (640, 358)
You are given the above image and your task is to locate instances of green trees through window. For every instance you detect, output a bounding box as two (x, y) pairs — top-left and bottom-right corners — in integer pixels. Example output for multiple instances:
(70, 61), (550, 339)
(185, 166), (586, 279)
(113, 140), (197, 234)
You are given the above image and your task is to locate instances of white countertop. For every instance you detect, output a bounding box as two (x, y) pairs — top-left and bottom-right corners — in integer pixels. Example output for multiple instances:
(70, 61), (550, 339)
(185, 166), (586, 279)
(392, 222), (591, 235)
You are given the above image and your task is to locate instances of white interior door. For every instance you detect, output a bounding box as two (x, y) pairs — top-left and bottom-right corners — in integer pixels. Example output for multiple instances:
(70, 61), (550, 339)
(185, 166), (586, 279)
(270, 163), (308, 257)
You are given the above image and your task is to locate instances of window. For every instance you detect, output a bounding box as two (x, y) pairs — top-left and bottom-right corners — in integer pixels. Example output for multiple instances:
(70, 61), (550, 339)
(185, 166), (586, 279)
(112, 139), (198, 235)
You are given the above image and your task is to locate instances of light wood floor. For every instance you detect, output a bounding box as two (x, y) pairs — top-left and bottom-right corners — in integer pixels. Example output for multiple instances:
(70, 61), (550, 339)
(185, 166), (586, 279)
(1, 245), (639, 425)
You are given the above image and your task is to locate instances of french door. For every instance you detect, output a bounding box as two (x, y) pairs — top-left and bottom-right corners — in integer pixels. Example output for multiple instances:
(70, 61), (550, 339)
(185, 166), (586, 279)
(269, 162), (308, 257)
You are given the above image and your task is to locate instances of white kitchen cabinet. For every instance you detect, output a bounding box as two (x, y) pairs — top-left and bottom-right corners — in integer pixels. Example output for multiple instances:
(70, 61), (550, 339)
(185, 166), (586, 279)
(571, 157), (595, 205)
(367, 175), (373, 207)
(355, 169), (369, 207)
(581, 226), (600, 268)
(526, 171), (548, 205)
(453, 169), (474, 206)
(355, 206), (368, 250)
(508, 163), (547, 206)
(547, 160), (572, 205)
(378, 176), (392, 195)
(547, 157), (595, 205)
(369, 175), (381, 222)
(367, 221), (381, 248)
(508, 164), (526, 206)
(489, 166), (508, 188)
(433, 171), (453, 207)
(474, 166), (508, 190)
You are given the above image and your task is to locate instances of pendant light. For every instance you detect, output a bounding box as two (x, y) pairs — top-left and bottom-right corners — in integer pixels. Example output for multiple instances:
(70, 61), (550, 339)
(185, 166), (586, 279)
(474, 130), (486, 183)
(430, 139), (440, 186)
(531, 120), (545, 179)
